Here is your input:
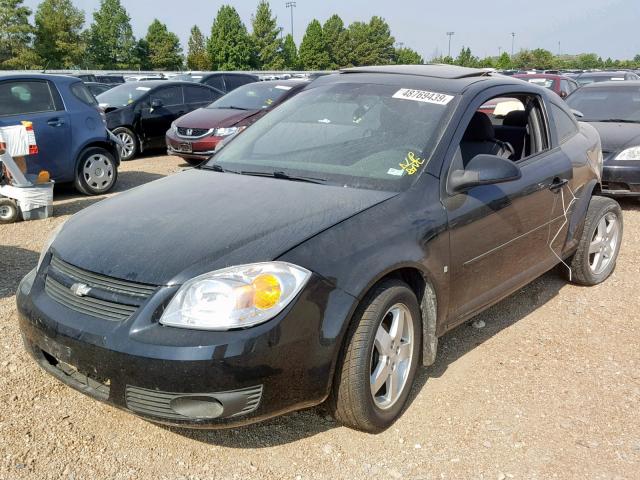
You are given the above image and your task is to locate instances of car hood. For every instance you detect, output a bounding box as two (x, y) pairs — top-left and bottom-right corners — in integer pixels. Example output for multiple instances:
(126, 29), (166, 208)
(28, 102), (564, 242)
(175, 107), (259, 129)
(590, 122), (640, 153)
(53, 170), (395, 286)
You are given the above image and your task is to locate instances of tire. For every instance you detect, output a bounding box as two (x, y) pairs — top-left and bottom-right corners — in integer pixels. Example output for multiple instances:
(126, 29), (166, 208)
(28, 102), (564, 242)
(113, 127), (138, 161)
(567, 196), (623, 286)
(330, 279), (422, 432)
(0, 197), (19, 224)
(74, 147), (118, 196)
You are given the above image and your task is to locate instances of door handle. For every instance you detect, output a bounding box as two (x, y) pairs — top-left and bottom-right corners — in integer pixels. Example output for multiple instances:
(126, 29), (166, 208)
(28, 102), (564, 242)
(549, 178), (569, 191)
(47, 118), (64, 127)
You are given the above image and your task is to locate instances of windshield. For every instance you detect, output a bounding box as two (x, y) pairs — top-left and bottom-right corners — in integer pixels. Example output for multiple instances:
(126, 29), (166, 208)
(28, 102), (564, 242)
(577, 75), (626, 86)
(208, 82), (297, 110)
(207, 82), (454, 191)
(524, 77), (555, 89)
(567, 86), (640, 122)
(173, 74), (201, 82)
(96, 83), (151, 107)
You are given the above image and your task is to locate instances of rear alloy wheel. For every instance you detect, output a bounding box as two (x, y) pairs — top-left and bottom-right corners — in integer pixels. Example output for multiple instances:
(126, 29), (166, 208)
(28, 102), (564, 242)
(0, 197), (19, 224)
(567, 196), (623, 285)
(74, 147), (118, 196)
(113, 127), (138, 161)
(330, 280), (421, 432)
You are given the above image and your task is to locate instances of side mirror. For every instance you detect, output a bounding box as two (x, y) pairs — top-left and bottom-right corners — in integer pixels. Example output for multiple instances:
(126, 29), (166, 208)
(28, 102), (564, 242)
(150, 99), (163, 110)
(449, 154), (521, 193)
(571, 109), (584, 119)
(559, 91), (568, 99)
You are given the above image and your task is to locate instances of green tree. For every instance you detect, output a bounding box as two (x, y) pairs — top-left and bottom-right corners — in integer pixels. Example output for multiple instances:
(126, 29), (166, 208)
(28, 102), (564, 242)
(145, 19), (183, 70)
(86, 0), (136, 69)
(251, 0), (283, 70)
(322, 14), (346, 69)
(455, 46), (479, 67)
(0, 0), (40, 69)
(186, 25), (209, 70)
(575, 53), (602, 70)
(512, 49), (534, 69)
(282, 33), (298, 69)
(394, 47), (423, 65)
(298, 19), (329, 69)
(346, 16), (395, 66)
(208, 5), (253, 70)
(34, 0), (85, 68)
(529, 48), (554, 69)
(495, 52), (512, 70)
(132, 38), (151, 70)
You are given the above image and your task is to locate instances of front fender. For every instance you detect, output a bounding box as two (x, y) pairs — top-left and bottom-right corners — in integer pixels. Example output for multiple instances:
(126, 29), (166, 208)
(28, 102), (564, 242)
(565, 179), (599, 255)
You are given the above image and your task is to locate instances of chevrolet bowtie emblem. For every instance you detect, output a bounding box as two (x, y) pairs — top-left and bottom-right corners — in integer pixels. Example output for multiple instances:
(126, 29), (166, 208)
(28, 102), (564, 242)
(70, 283), (92, 297)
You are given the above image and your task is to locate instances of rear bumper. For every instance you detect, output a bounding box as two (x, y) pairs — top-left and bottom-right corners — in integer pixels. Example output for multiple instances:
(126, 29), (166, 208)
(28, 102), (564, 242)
(17, 267), (357, 428)
(602, 161), (640, 196)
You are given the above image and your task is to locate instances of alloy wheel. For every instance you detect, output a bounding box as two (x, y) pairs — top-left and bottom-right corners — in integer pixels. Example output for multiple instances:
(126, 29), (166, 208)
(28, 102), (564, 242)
(370, 303), (414, 410)
(588, 212), (620, 275)
(117, 132), (135, 159)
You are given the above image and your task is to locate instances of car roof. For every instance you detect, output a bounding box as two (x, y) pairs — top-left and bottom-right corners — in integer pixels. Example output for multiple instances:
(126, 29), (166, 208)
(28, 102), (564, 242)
(0, 73), (82, 84)
(579, 80), (640, 88)
(257, 79), (307, 87)
(578, 71), (631, 77)
(513, 73), (571, 80)
(121, 80), (212, 88)
(341, 64), (491, 80)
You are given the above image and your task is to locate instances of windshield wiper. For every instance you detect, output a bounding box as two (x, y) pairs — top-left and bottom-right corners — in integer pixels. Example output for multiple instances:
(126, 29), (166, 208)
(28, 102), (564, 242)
(222, 105), (248, 111)
(240, 170), (327, 184)
(199, 164), (240, 174)
(591, 119), (640, 123)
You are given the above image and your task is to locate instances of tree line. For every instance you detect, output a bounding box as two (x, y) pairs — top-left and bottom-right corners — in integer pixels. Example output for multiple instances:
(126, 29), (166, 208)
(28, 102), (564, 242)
(1, 0), (638, 72)
(0, 0), (423, 71)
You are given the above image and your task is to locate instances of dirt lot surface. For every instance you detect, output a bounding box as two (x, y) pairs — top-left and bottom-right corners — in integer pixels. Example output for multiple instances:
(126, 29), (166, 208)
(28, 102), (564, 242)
(1, 154), (639, 480)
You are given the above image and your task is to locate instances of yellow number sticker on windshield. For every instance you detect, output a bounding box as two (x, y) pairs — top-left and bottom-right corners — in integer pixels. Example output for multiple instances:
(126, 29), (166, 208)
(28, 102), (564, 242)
(399, 151), (425, 175)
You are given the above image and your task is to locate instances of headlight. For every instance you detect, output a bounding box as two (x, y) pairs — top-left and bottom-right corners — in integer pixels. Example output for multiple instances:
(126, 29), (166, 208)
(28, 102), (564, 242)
(159, 262), (311, 331)
(213, 127), (239, 137)
(615, 146), (640, 160)
(37, 221), (66, 271)
(170, 121), (177, 134)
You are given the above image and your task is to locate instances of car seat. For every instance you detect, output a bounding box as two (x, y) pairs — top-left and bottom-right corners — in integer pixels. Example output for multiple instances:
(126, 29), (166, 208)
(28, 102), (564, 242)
(460, 112), (514, 166)
(495, 110), (528, 160)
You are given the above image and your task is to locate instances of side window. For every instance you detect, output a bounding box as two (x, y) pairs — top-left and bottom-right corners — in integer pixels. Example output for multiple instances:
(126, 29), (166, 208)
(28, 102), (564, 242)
(224, 74), (254, 91)
(204, 75), (225, 92)
(456, 94), (550, 168)
(560, 80), (570, 97)
(71, 82), (97, 106)
(150, 86), (183, 107)
(551, 103), (579, 143)
(184, 86), (214, 104)
(0, 80), (57, 116)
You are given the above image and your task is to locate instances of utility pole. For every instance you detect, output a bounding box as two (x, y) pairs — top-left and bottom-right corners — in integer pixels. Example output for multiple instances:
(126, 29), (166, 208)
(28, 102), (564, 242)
(511, 32), (516, 57)
(558, 41), (561, 56)
(498, 46), (502, 56)
(285, 1), (296, 38)
(446, 32), (455, 58)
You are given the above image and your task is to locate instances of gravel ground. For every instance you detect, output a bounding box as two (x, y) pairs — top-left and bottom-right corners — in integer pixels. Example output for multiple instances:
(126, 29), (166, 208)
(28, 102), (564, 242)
(1, 154), (639, 480)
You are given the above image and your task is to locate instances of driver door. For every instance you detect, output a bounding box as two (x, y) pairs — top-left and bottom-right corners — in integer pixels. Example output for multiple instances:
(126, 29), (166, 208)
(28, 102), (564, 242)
(140, 86), (186, 147)
(444, 91), (573, 325)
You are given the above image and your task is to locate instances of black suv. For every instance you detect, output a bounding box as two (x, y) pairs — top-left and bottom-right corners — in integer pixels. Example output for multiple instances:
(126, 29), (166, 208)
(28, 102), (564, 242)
(173, 72), (258, 94)
(17, 65), (622, 433)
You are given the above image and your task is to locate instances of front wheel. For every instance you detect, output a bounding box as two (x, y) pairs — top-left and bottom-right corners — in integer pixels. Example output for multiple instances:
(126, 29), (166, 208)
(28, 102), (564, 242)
(330, 280), (422, 432)
(113, 127), (138, 161)
(567, 196), (623, 285)
(0, 197), (19, 224)
(74, 147), (118, 196)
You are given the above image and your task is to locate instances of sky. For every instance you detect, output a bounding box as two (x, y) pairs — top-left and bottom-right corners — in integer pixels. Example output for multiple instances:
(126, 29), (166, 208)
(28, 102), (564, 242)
(22, 0), (640, 61)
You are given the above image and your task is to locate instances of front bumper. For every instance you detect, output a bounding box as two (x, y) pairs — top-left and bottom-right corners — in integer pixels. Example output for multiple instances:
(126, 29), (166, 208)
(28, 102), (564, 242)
(165, 130), (222, 161)
(602, 158), (640, 196)
(17, 266), (356, 428)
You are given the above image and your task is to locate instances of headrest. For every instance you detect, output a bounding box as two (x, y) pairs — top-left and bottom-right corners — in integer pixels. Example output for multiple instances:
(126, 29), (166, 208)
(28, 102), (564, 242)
(463, 112), (494, 141)
(503, 110), (528, 127)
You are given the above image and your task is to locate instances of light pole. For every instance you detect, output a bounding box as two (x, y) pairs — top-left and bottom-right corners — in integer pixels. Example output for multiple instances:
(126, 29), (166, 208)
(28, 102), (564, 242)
(498, 46), (502, 56)
(511, 32), (516, 57)
(446, 32), (455, 58)
(285, 1), (296, 38)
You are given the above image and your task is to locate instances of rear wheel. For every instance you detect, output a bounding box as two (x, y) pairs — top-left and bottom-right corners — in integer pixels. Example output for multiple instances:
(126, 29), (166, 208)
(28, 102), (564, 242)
(567, 196), (623, 285)
(0, 198), (19, 224)
(74, 147), (118, 196)
(330, 280), (422, 432)
(113, 127), (138, 161)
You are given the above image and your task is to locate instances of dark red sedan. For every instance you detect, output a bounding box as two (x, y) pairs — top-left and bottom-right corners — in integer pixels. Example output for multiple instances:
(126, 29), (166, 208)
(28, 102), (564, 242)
(166, 79), (307, 164)
(513, 73), (579, 99)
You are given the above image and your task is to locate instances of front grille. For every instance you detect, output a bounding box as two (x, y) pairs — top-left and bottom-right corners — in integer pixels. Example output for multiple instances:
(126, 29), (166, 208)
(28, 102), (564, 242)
(126, 385), (263, 420)
(177, 127), (210, 137)
(45, 256), (157, 321)
(45, 276), (138, 321)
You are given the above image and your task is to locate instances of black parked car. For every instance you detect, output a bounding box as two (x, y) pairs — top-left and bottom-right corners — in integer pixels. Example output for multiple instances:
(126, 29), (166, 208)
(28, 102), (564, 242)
(173, 72), (258, 94)
(567, 80), (640, 197)
(95, 75), (125, 85)
(84, 82), (113, 97)
(97, 81), (221, 160)
(18, 65), (621, 432)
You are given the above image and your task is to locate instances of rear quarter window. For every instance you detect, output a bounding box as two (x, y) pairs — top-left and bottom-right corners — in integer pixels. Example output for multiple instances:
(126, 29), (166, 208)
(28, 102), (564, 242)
(0, 80), (59, 116)
(71, 82), (98, 106)
(551, 103), (579, 143)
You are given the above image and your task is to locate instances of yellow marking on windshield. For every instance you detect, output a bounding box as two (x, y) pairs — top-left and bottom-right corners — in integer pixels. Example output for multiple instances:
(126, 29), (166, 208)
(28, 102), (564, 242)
(399, 151), (425, 175)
